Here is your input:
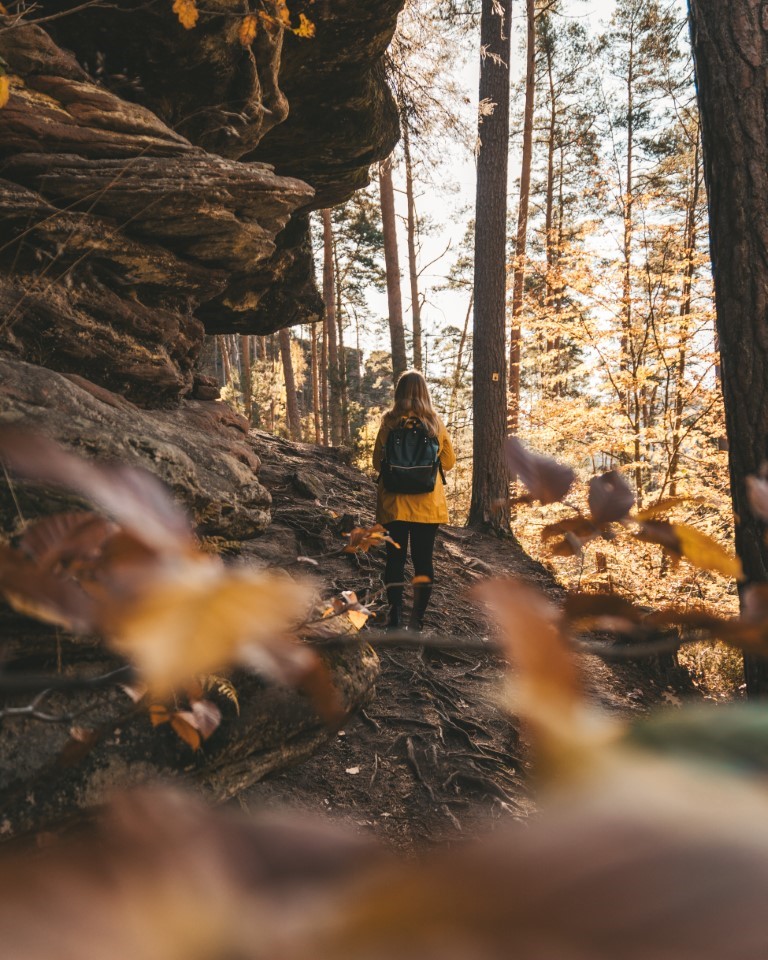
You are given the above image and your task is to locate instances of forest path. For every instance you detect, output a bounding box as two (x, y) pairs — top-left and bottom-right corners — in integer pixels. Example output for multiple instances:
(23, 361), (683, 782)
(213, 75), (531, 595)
(240, 431), (685, 848)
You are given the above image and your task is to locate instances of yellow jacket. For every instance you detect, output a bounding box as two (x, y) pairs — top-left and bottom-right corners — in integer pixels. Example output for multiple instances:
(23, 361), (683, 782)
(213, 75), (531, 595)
(373, 416), (456, 525)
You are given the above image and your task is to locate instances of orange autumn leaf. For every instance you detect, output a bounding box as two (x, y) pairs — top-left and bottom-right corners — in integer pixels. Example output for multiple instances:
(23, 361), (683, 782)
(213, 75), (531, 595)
(343, 524), (398, 554)
(347, 609), (369, 631)
(238, 14), (258, 46)
(170, 713), (201, 750)
(172, 0), (198, 29)
(102, 563), (313, 695)
(0, 74), (9, 111)
(293, 12), (315, 37)
(673, 524), (744, 580)
(274, 0), (291, 26)
(149, 704), (171, 727)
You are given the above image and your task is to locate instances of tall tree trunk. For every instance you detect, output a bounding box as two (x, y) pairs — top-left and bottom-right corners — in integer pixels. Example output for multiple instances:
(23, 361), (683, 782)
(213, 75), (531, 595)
(218, 334), (232, 387)
(689, 0), (768, 694)
(508, 0), (536, 432)
(240, 335), (252, 425)
(449, 292), (474, 430)
(334, 240), (350, 444)
(402, 121), (424, 372)
(321, 208), (343, 446)
(278, 328), (302, 441)
(321, 317), (329, 446)
(669, 141), (701, 497)
(311, 321), (321, 444)
(378, 156), (409, 382)
(468, 0), (513, 534)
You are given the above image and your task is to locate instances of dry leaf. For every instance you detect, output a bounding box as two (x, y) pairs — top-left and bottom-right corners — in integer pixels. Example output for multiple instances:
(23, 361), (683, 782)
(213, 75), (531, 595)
(635, 496), (707, 520)
(674, 524), (743, 580)
(0, 428), (193, 556)
(0, 73), (9, 111)
(504, 437), (575, 506)
(474, 579), (617, 775)
(172, 0), (198, 28)
(344, 524), (398, 553)
(187, 699), (222, 740)
(149, 704), (171, 727)
(238, 14), (258, 45)
(293, 12), (315, 37)
(588, 470), (634, 525)
(170, 713), (201, 750)
(102, 563), (313, 695)
(0, 543), (97, 631)
(347, 610), (369, 631)
(18, 512), (117, 573)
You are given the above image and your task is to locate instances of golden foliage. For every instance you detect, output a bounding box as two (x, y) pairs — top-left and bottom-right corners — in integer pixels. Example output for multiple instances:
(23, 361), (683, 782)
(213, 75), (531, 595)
(172, 0), (199, 30)
(238, 14), (258, 46)
(0, 74), (9, 111)
(294, 13), (315, 38)
(104, 563), (311, 696)
(476, 579), (618, 776)
(673, 524), (744, 580)
(343, 523), (398, 554)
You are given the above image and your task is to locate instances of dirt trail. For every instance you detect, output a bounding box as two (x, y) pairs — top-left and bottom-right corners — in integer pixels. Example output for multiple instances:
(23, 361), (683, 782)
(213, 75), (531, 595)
(241, 432), (685, 848)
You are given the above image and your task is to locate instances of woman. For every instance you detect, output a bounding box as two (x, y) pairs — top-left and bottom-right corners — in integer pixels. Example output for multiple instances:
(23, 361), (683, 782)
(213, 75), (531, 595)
(372, 370), (456, 631)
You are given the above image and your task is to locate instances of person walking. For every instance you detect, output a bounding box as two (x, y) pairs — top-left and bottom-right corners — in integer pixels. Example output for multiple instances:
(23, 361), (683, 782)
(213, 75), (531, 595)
(373, 370), (456, 632)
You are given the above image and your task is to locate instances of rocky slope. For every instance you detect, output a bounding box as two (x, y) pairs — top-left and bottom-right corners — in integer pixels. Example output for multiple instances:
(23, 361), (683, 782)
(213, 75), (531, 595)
(0, 0), (404, 828)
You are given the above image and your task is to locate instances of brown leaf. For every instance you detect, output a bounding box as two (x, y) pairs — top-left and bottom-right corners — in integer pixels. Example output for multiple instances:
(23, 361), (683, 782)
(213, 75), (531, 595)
(57, 727), (101, 768)
(474, 579), (617, 771)
(540, 515), (598, 542)
(0, 543), (97, 631)
(170, 713), (202, 750)
(238, 13), (258, 45)
(149, 704), (171, 727)
(588, 471), (635, 525)
(564, 592), (647, 631)
(188, 699), (222, 740)
(172, 0), (198, 28)
(636, 520), (682, 556)
(18, 512), (116, 573)
(505, 437), (575, 506)
(635, 496), (707, 520)
(102, 563), (313, 695)
(0, 428), (193, 556)
(674, 525), (743, 580)
(343, 524), (398, 554)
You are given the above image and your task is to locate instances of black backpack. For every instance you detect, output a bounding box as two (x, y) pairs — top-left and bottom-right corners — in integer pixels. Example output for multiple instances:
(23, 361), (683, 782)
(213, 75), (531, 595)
(380, 417), (445, 494)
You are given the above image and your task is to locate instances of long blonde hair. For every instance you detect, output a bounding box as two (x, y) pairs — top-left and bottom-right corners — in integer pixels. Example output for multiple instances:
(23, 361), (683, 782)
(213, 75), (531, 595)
(382, 370), (441, 438)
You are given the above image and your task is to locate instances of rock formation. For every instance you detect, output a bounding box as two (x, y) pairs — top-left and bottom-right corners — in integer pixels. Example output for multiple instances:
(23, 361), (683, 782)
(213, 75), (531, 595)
(0, 0), (404, 829)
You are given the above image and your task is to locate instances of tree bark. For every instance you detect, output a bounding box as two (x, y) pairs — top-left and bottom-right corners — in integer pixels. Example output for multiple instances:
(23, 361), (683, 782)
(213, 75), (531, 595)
(240, 335), (252, 425)
(310, 321), (321, 444)
(321, 208), (343, 446)
(669, 141), (701, 497)
(468, 0), (513, 534)
(403, 122), (424, 372)
(334, 240), (351, 444)
(278, 328), (303, 441)
(688, 0), (768, 693)
(508, 0), (536, 432)
(378, 156), (409, 382)
(449, 292), (474, 430)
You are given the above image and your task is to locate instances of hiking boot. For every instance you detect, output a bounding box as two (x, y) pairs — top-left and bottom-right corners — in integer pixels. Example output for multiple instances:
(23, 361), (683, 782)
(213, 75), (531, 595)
(408, 584), (433, 633)
(386, 602), (403, 632)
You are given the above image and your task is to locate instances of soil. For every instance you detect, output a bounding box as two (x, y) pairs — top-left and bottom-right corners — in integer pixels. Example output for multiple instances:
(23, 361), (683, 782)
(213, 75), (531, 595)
(240, 432), (690, 849)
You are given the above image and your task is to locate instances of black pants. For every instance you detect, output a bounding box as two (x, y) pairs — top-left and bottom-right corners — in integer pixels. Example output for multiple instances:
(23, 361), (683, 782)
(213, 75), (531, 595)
(384, 520), (439, 607)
